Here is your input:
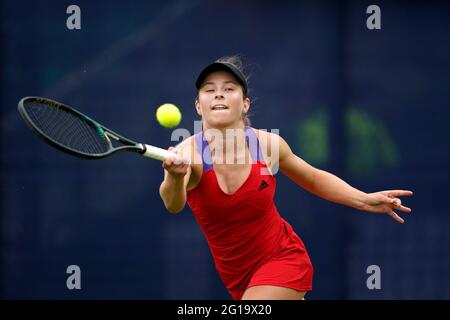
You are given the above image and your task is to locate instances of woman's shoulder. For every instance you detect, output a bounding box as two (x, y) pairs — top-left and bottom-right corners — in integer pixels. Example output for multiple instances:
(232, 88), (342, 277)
(252, 127), (279, 136)
(250, 128), (280, 170)
(252, 127), (282, 147)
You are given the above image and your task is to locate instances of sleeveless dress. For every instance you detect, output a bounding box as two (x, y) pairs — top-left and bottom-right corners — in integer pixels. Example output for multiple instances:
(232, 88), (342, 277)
(186, 127), (313, 300)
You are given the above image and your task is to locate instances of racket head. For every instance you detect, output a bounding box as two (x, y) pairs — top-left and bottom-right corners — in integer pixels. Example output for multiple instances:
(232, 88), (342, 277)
(18, 96), (139, 159)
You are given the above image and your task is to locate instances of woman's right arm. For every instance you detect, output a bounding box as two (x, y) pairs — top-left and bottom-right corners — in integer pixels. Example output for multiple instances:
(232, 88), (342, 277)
(159, 142), (193, 214)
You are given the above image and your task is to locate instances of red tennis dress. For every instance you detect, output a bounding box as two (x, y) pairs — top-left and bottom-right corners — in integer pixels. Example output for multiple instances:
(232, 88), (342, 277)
(186, 128), (313, 300)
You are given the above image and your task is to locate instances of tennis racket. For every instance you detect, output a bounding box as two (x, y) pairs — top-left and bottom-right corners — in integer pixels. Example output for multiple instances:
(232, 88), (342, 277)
(17, 96), (177, 161)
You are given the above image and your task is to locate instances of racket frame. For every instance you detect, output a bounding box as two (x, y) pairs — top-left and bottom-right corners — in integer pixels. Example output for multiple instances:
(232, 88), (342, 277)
(18, 96), (174, 160)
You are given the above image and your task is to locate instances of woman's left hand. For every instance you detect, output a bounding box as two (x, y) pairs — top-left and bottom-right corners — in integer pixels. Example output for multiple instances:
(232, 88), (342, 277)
(361, 190), (413, 223)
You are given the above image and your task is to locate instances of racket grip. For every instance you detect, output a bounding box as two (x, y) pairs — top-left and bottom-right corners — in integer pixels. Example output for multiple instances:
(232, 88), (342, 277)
(141, 144), (177, 161)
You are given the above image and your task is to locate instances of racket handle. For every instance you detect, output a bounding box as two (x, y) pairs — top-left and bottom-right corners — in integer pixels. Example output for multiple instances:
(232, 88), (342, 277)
(141, 144), (177, 161)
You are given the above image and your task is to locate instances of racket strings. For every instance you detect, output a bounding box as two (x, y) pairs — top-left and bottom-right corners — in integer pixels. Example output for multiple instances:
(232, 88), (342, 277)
(25, 102), (110, 154)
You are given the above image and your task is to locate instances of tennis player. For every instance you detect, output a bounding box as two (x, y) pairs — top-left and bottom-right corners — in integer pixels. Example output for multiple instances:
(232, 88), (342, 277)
(159, 56), (413, 300)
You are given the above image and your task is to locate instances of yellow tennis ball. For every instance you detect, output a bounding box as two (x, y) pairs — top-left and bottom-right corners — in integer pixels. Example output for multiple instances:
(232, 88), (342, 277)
(156, 103), (182, 128)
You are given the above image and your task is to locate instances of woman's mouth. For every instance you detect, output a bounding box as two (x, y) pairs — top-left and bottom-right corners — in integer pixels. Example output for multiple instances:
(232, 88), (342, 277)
(211, 105), (229, 111)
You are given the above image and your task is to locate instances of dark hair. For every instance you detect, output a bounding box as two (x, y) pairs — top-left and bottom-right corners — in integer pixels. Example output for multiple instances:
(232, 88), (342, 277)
(198, 55), (252, 126)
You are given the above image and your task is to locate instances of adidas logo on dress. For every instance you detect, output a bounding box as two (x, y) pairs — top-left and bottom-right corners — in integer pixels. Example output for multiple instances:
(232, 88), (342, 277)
(258, 180), (269, 191)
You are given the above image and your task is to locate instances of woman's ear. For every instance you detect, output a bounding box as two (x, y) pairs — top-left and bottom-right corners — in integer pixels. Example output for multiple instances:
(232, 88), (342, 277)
(195, 98), (202, 116)
(243, 97), (251, 114)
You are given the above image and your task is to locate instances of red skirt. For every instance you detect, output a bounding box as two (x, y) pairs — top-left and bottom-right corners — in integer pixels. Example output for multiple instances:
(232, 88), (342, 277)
(229, 222), (314, 300)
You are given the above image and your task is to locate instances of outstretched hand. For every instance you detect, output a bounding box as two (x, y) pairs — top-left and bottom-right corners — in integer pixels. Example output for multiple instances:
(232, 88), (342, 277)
(362, 190), (413, 223)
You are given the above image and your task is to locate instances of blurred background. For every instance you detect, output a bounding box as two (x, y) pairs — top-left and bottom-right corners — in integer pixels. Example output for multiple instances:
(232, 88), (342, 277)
(1, 0), (449, 299)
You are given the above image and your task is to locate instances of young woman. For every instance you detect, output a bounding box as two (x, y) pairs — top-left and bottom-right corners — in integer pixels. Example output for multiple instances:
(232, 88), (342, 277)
(159, 56), (413, 300)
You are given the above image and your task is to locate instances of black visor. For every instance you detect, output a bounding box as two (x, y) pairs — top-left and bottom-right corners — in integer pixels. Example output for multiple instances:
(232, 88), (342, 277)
(195, 62), (248, 95)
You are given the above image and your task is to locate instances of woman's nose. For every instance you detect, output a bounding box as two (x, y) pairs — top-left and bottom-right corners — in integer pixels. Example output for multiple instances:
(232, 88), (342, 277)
(215, 92), (224, 99)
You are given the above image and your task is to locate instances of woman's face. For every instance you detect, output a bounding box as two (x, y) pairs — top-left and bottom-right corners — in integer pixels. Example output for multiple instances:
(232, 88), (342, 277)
(195, 71), (250, 128)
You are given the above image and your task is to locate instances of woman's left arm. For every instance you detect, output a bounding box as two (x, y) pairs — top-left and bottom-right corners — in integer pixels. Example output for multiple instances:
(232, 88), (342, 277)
(276, 133), (413, 223)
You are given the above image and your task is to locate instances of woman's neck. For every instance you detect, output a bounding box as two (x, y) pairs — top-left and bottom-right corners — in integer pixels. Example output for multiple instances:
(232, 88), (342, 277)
(202, 121), (246, 142)
(202, 121), (250, 164)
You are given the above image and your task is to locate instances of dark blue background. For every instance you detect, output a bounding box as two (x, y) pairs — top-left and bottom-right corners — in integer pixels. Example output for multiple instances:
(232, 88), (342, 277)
(1, 0), (449, 299)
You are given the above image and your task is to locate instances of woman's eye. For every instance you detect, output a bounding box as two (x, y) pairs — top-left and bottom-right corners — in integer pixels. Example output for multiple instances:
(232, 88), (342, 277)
(225, 87), (234, 91)
(205, 89), (214, 92)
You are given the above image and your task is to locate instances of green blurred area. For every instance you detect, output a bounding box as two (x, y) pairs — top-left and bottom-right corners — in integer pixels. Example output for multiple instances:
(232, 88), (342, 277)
(296, 107), (399, 177)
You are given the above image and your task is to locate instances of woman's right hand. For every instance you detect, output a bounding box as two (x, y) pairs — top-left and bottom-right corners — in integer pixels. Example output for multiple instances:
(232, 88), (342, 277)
(162, 147), (190, 179)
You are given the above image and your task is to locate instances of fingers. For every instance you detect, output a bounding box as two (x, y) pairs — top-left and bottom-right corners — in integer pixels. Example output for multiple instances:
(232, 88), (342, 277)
(162, 157), (173, 168)
(385, 190), (414, 197)
(391, 198), (412, 213)
(162, 146), (190, 178)
(167, 146), (190, 165)
(388, 210), (405, 224)
(398, 205), (412, 213)
(162, 147), (182, 164)
(163, 157), (189, 169)
(173, 157), (183, 165)
(370, 191), (413, 223)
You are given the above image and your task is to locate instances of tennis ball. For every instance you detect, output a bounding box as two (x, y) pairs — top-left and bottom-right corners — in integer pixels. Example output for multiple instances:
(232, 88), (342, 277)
(156, 103), (182, 128)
